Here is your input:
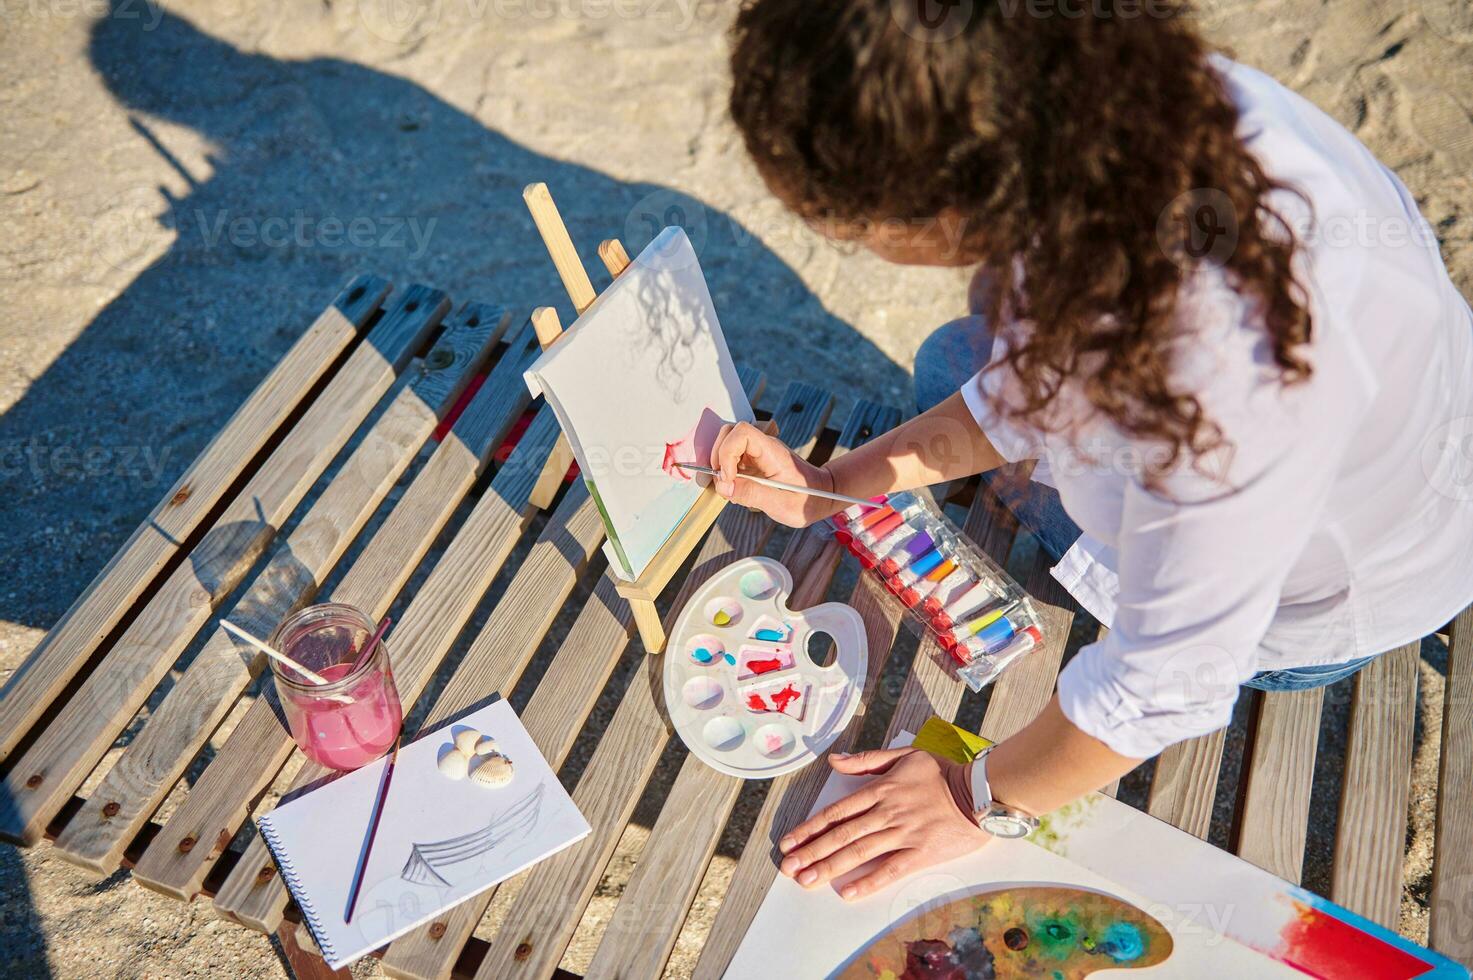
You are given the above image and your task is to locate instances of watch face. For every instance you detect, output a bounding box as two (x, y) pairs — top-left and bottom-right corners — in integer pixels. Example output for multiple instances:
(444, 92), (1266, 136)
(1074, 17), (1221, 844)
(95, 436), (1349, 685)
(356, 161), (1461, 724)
(981, 811), (1034, 839)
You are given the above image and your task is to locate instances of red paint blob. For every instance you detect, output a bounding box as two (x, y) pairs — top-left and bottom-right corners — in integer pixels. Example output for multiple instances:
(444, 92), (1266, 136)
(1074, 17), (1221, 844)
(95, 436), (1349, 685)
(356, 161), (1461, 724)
(1275, 901), (1429, 979)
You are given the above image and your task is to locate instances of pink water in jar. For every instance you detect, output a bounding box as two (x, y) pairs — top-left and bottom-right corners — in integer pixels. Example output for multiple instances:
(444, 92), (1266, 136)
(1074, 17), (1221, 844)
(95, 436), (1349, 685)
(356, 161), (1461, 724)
(268, 603), (402, 771)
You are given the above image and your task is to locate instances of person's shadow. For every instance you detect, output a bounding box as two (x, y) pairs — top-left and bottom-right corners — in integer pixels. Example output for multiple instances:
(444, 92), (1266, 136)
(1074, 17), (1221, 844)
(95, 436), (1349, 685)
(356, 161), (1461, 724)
(0, 3), (909, 971)
(0, 3), (908, 635)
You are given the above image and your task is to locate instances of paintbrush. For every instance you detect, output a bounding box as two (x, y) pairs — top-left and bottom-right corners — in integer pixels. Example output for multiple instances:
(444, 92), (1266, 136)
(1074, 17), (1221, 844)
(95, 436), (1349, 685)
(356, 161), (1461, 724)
(673, 462), (878, 509)
(221, 619), (332, 686)
(347, 615), (393, 675)
(345, 733), (402, 923)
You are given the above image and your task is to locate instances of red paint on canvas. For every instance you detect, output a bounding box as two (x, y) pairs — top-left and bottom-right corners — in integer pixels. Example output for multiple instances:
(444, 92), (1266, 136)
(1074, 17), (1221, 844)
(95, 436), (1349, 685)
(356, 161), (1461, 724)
(1274, 901), (1428, 979)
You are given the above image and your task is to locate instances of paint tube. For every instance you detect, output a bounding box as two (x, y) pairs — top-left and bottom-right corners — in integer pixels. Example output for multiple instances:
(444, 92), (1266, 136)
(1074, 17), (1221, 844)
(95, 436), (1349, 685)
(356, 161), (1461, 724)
(827, 488), (1044, 692)
(958, 626), (1042, 690)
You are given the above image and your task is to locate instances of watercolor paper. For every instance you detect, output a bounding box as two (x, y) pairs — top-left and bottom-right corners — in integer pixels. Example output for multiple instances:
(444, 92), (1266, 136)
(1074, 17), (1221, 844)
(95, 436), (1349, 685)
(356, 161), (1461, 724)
(524, 226), (754, 579)
(727, 733), (1465, 979)
(256, 700), (589, 971)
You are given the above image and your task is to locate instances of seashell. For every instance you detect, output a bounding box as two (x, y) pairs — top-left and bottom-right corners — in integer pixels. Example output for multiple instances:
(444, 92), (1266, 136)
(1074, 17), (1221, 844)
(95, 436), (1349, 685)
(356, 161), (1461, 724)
(453, 728), (482, 755)
(470, 753), (514, 788)
(474, 736), (499, 756)
(437, 745), (470, 781)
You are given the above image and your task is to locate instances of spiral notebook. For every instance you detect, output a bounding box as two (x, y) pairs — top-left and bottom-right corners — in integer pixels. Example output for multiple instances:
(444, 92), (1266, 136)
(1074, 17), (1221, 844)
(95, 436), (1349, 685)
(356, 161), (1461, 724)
(256, 699), (590, 970)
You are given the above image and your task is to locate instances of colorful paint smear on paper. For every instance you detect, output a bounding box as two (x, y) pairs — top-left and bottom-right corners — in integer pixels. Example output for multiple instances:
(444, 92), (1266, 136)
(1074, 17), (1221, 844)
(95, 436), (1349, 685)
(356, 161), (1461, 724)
(1263, 891), (1460, 979)
(836, 887), (1172, 980)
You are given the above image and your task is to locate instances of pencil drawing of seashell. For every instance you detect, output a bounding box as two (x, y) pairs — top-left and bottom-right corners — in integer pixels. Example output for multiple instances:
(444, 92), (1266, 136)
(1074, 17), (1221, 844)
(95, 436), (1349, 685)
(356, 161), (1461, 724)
(470, 753), (514, 788)
(453, 728), (482, 755)
(437, 745), (470, 781)
(474, 736), (499, 756)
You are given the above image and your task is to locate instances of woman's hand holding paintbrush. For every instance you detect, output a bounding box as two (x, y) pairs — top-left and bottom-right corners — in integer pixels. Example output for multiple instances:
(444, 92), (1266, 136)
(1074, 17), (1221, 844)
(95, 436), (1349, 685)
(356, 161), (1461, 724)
(704, 421), (851, 528)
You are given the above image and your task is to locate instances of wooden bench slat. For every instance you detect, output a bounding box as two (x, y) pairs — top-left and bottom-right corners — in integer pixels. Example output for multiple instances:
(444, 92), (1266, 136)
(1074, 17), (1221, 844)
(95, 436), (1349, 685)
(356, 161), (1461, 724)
(374, 536), (627, 978)
(888, 493), (1021, 745)
(1331, 642), (1419, 928)
(691, 573), (906, 980)
(580, 440), (847, 980)
(1431, 605), (1473, 961)
(1234, 687), (1323, 884)
(977, 545), (1075, 745)
(685, 485), (1012, 980)
(384, 397), (879, 980)
(0, 276), (389, 763)
(0, 286), (449, 846)
(131, 358), (551, 901)
(51, 307), (509, 875)
(464, 387), (832, 980)
(1145, 728), (1226, 840)
(217, 369), (768, 937)
(590, 436), (1011, 978)
(204, 407), (568, 929)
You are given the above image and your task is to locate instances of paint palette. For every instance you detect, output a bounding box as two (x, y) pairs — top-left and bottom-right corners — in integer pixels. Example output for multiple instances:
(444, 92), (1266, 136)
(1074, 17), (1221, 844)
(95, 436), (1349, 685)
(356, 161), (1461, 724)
(665, 557), (867, 778)
(834, 887), (1174, 979)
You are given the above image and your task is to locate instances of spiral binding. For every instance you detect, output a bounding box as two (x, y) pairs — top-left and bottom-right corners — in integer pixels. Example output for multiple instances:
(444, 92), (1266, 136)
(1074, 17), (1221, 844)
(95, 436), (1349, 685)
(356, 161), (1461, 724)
(256, 814), (338, 963)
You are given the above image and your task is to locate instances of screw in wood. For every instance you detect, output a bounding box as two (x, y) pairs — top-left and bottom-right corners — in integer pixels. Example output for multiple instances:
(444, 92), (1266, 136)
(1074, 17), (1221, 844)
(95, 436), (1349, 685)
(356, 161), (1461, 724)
(102, 801), (121, 818)
(514, 942), (533, 962)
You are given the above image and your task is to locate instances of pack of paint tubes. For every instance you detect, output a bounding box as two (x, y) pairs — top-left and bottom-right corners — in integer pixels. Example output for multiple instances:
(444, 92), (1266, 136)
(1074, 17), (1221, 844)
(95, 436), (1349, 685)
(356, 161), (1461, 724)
(831, 491), (1043, 692)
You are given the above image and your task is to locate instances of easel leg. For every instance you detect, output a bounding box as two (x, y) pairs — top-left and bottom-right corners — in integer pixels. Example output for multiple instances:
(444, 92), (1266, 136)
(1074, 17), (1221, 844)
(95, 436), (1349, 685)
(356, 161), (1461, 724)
(628, 596), (666, 655)
(275, 924), (350, 980)
(530, 434), (574, 509)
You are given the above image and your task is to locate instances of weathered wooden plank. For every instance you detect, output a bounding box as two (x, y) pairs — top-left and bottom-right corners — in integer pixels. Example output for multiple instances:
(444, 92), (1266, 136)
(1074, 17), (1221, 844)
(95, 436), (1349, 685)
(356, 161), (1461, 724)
(665, 487), (1012, 980)
(199, 404), (562, 925)
(466, 388), (830, 980)
(379, 572), (633, 980)
(1431, 606), (1473, 961)
(51, 307), (507, 874)
(888, 492), (1020, 744)
(578, 386), (837, 980)
(977, 541), (1075, 744)
(1331, 642), (1419, 928)
(132, 344), (548, 900)
(218, 368), (768, 937)
(0, 276), (389, 763)
(1145, 728), (1226, 841)
(0, 286), (448, 846)
(1234, 687), (1322, 884)
(691, 573), (906, 980)
(384, 395), (859, 980)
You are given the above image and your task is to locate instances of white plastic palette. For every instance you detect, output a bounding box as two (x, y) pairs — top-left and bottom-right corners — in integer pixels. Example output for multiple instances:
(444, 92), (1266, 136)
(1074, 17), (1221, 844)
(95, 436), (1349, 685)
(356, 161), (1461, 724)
(664, 557), (867, 778)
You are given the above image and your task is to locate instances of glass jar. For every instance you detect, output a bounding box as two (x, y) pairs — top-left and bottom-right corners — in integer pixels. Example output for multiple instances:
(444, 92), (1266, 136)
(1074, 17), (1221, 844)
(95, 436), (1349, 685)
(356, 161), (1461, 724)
(268, 603), (402, 771)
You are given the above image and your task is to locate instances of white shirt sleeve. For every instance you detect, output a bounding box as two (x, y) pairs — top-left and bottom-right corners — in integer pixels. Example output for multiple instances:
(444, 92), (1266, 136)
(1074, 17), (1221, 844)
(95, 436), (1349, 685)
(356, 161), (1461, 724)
(961, 367), (1044, 464)
(1054, 412), (1342, 759)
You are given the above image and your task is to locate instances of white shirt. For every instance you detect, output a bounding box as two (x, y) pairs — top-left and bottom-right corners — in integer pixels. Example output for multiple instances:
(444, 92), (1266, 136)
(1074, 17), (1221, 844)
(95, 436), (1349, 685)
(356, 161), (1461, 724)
(963, 59), (1473, 759)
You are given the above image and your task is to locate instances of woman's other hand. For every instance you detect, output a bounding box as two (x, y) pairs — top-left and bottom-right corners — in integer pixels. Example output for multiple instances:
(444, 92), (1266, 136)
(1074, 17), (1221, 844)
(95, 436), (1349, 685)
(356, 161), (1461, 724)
(709, 420), (840, 527)
(777, 747), (990, 901)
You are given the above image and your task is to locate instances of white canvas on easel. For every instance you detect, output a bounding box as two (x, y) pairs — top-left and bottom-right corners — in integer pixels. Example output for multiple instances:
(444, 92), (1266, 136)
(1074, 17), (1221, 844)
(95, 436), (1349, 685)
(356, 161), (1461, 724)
(523, 226), (754, 580)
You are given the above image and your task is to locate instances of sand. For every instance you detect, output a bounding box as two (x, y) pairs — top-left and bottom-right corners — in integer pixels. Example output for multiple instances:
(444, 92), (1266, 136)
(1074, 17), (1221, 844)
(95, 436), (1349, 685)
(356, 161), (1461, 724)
(1, 0), (1469, 976)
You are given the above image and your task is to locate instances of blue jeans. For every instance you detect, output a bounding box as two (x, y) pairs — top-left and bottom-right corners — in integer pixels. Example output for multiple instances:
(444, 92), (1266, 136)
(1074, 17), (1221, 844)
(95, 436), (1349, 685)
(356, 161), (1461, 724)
(914, 315), (1376, 693)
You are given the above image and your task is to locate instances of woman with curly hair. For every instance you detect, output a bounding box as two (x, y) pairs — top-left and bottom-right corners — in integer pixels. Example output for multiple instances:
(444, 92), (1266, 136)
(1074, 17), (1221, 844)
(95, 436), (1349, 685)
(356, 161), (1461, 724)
(710, 0), (1473, 898)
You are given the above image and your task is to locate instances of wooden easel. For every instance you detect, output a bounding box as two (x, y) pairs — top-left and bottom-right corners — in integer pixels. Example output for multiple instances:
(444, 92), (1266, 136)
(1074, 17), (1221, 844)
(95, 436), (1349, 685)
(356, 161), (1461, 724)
(521, 183), (772, 655)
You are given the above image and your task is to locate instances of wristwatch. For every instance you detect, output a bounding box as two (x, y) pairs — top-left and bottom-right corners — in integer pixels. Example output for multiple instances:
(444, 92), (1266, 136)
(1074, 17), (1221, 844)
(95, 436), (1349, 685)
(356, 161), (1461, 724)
(969, 747), (1039, 839)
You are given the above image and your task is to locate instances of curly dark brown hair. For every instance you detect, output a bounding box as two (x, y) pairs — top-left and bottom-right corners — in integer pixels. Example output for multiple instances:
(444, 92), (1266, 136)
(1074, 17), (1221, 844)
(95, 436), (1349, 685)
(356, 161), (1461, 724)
(729, 0), (1312, 480)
